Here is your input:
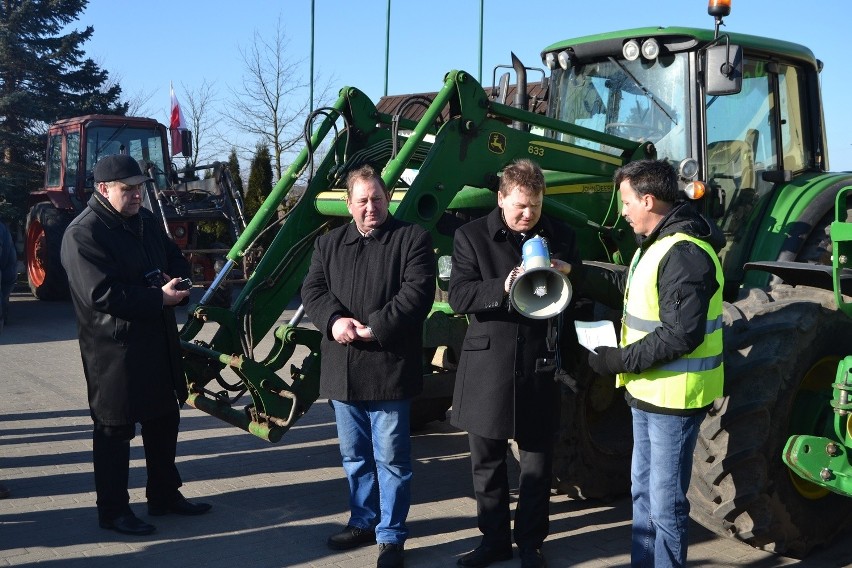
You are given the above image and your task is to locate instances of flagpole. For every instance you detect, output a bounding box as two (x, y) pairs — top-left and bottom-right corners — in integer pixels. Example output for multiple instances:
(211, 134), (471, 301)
(384, 0), (391, 97)
(478, 0), (484, 84)
(310, 0), (315, 114)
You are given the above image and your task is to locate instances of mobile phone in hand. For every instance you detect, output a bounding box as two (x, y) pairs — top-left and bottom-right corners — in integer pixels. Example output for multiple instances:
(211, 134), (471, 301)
(175, 278), (193, 291)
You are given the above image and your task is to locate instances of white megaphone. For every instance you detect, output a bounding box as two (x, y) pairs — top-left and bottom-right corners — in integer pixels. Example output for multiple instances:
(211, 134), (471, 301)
(509, 235), (573, 320)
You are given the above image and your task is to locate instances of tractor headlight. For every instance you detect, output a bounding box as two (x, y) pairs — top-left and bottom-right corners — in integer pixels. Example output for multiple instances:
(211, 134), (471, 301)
(641, 38), (660, 60)
(557, 50), (573, 70)
(623, 40), (640, 61)
(545, 52), (557, 70)
(678, 158), (699, 180)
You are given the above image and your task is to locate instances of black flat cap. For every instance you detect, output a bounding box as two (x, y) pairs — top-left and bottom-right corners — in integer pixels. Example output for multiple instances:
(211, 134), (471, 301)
(93, 154), (152, 185)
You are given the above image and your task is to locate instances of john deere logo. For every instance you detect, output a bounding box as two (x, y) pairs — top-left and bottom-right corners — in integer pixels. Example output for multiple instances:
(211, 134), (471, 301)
(488, 133), (506, 154)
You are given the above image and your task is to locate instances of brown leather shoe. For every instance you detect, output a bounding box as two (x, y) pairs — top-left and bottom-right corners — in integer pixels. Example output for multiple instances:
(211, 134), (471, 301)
(327, 525), (377, 550)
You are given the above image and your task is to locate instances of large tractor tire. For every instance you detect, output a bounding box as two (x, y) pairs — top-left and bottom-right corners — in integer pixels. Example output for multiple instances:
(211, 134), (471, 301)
(25, 203), (72, 300)
(551, 303), (632, 500)
(688, 285), (852, 557)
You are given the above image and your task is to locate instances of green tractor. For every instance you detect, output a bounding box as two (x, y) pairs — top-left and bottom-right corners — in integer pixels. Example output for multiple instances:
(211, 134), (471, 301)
(178, 0), (852, 557)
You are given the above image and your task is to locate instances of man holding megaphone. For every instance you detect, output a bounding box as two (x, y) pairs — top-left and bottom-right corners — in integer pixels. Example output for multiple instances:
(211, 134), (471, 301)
(449, 159), (580, 568)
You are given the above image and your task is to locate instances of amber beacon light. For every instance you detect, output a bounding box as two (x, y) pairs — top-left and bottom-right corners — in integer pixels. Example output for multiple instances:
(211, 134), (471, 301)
(708, 0), (732, 18)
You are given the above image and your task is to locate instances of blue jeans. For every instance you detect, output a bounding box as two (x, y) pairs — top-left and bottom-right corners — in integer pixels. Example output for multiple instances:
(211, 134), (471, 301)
(331, 399), (412, 545)
(630, 407), (703, 568)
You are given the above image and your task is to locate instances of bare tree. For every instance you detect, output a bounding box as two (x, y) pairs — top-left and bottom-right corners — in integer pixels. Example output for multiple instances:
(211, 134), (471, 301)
(222, 16), (334, 181)
(122, 86), (156, 118)
(181, 79), (223, 167)
(94, 62), (155, 118)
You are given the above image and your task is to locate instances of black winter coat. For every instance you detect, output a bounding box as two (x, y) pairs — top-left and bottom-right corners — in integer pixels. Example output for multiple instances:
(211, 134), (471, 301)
(448, 208), (581, 444)
(61, 193), (190, 425)
(301, 216), (436, 401)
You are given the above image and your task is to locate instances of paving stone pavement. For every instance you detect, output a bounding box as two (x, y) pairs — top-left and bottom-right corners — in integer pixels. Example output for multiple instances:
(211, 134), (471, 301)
(1, 290), (851, 567)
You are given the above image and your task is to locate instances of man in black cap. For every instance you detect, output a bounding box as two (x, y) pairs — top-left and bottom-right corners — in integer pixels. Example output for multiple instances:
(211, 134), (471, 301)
(61, 154), (211, 536)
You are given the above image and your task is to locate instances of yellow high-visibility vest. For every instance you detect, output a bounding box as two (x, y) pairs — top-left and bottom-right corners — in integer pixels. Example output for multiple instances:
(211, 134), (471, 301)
(617, 233), (724, 409)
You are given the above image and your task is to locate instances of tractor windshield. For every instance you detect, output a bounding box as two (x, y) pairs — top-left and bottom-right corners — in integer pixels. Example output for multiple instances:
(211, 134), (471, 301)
(549, 53), (690, 163)
(85, 125), (169, 189)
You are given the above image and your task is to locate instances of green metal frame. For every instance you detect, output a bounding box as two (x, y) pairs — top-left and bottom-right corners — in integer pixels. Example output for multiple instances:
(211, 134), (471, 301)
(782, 185), (852, 495)
(178, 71), (653, 442)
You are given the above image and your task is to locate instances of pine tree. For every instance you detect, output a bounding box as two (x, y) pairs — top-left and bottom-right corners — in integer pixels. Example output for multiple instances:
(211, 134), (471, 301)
(245, 143), (272, 219)
(0, 0), (126, 224)
(227, 147), (244, 197)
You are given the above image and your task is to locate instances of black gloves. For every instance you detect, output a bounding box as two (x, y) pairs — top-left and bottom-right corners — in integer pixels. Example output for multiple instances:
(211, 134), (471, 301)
(588, 346), (625, 376)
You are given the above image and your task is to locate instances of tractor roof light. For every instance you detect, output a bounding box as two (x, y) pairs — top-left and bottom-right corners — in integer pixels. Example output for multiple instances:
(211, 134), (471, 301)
(684, 181), (706, 200)
(708, 0), (731, 37)
(708, 0), (731, 18)
(641, 38), (660, 61)
(623, 39), (640, 61)
(557, 50), (573, 70)
(545, 52), (557, 70)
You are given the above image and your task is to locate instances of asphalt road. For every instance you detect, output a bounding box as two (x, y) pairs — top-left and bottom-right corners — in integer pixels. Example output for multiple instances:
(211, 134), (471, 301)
(1, 289), (851, 567)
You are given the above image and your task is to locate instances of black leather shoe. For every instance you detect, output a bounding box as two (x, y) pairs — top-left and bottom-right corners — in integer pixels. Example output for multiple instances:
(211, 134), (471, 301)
(99, 513), (156, 536)
(377, 543), (405, 568)
(457, 544), (513, 567)
(520, 548), (547, 568)
(327, 525), (377, 550)
(148, 493), (212, 516)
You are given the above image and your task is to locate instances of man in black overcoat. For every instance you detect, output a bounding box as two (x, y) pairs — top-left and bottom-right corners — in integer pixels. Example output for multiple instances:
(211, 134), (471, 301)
(449, 159), (580, 568)
(301, 165), (435, 568)
(61, 154), (210, 536)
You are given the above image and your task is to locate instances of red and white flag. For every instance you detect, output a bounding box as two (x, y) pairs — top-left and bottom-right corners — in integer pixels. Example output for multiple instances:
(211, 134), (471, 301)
(169, 83), (187, 157)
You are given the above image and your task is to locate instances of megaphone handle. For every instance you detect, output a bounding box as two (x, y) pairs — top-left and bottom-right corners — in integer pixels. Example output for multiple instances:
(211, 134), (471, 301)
(506, 266), (521, 312)
(544, 314), (563, 368)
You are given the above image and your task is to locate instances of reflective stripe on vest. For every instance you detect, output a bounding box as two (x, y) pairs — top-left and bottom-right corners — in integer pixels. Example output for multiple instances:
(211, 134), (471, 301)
(617, 233), (724, 409)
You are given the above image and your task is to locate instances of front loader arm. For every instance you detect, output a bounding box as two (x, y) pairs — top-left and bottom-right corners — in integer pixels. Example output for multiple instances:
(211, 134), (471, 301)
(178, 70), (652, 443)
(178, 85), (439, 441)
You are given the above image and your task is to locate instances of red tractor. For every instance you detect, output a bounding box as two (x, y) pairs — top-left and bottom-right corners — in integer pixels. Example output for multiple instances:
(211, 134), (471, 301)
(25, 114), (250, 301)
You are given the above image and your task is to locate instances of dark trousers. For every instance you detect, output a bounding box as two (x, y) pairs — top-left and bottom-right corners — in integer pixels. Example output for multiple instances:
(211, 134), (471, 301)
(468, 433), (553, 550)
(93, 406), (182, 520)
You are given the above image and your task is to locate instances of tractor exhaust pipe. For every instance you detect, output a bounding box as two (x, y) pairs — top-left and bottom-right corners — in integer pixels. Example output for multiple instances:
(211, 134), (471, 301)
(511, 52), (530, 132)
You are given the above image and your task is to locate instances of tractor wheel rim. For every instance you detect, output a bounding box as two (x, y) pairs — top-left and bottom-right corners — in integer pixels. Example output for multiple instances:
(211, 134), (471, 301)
(26, 220), (47, 288)
(787, 356), (837, 500)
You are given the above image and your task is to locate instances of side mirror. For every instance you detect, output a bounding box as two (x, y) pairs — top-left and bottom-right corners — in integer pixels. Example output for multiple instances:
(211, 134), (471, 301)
(705, 44), (742, 96)
(181, 129), (193, 158)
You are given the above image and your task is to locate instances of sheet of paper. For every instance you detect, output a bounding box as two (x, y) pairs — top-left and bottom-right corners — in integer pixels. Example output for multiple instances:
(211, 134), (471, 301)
(574, 320), (618, 353)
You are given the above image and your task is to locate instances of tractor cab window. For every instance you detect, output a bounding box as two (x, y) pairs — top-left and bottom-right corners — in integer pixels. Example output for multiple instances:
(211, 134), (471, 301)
(777, 64), (809, 173)
(550, 53), (690, 163)
(65, 133), (80, 189)
(705, 57), (811, 284)
(705, 59), (774, 243)
(46, 134), (62, 187)
(84, 126), (169, 189)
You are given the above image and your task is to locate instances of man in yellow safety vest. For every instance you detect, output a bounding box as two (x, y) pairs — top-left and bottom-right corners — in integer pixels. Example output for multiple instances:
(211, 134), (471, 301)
(586, 159), (725, 568)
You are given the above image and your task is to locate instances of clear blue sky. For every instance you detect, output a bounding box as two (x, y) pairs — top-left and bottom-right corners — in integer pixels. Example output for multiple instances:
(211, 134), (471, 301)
(77, 0), (851, 170)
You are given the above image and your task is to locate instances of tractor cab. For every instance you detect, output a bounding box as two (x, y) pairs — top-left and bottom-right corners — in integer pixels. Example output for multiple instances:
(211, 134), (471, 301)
(540, 9), (824, 294)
